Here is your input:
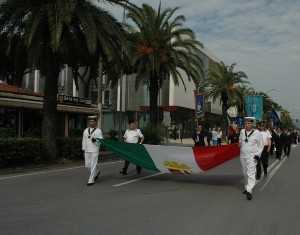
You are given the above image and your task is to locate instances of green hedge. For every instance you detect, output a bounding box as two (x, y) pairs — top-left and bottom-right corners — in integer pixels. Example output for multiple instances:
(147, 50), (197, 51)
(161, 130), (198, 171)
(0, 138), (43, 167)
(0, 137), (107, 168)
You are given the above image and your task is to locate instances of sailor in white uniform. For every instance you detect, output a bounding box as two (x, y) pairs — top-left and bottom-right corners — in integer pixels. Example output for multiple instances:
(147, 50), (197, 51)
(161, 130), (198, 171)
(239, 117), (264, 200)
(82, 116), (103, 186)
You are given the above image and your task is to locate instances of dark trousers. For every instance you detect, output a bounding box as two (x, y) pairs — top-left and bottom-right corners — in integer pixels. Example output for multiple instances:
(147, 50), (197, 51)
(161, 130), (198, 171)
(256, 146), (269, 177)
(284, 144), (291, 156)
(269, 143), (275, 156)
(217, 138), (222, 145)
(123, 160), (141, 173)
(276, 144), (283, 159)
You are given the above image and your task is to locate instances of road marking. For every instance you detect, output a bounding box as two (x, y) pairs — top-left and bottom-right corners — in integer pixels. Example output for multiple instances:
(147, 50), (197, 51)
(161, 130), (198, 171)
(258, 157), (287, 191)
(0, 160), (122, 180)
(113, 172), (165, 187)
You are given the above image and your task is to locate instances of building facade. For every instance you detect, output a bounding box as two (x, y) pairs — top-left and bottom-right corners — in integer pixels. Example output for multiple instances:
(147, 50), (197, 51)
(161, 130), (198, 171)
(0, 47), (235, 139)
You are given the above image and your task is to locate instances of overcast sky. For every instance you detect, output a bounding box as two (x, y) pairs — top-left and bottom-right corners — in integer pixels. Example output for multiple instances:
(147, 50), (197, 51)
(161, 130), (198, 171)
(103, 0), (300, 119)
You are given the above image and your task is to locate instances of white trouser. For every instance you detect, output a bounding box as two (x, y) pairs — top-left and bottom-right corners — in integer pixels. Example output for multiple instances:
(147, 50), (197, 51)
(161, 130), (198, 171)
(84, 152), (99, 184)
(240, 157), (257, 193)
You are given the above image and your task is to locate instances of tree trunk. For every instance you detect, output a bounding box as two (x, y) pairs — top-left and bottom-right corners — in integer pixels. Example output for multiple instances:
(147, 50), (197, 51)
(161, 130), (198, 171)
(149, 74), (159, 125)
(42, 53), (60, 161)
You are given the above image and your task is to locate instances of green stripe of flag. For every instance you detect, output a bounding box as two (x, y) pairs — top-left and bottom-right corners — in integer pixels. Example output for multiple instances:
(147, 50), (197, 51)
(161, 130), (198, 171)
(98, 139), (159, 172)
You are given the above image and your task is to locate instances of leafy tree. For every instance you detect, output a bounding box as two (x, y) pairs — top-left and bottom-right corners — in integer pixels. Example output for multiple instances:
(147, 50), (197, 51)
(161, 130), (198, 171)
(126, 3), (204, 124)
(227, 85), (254, 115)
(0, 34), (28, 86)
(0, 0), (128, 160)
(204, 61), (249, 118)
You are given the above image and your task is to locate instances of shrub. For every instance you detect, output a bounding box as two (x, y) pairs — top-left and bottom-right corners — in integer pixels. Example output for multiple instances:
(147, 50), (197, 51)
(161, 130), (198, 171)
(0, 138), (43, 167)
(141, 124), (165, 145)
(0, 128), (16, 138)
(23, 128), (42, 138)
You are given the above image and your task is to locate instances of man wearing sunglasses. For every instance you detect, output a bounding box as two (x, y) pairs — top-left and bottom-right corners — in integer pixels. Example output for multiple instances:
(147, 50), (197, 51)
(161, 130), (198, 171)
(239, 117), (264, 200)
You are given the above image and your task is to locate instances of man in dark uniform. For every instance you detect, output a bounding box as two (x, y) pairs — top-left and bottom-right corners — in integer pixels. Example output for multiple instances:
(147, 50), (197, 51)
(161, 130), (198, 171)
(269, 124), (276, 156)
(283, 129), (292, 157)
(192, 124), (206, 146)
(274, 128), (284, 160)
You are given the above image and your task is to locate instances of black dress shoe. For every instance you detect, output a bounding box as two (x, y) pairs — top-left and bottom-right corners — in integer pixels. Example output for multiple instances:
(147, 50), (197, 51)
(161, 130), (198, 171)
(256, 175), (261, 180)
(264, 172), (268, 177)
(242, 190), (247, 194)
(119, 170), (127, 175)
(94, 171), (100, 181)
(87, 183), (94, 186)
(246, 192), (252, 200)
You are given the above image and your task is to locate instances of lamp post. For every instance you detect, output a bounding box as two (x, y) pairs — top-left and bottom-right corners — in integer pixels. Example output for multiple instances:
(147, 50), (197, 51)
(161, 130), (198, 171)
(265, 88), (280, 94)
(118, 1), (129, 141)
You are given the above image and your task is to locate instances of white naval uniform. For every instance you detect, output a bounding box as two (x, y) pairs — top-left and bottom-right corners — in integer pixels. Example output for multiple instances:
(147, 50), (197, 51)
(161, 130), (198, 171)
(82, 127), (103, 184)
(239, 128), (264, 193)
(123, 128), (143, 143)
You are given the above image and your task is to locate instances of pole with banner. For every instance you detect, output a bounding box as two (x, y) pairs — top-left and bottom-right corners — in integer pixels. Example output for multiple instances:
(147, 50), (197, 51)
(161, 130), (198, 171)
(194, 89), (205, 124)
(244, 95), (263, 125)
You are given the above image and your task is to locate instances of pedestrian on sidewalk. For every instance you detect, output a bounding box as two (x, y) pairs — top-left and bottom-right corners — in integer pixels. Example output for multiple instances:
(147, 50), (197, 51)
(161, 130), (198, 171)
(119, 119), (144, 175)
(212, 128), (218, 146)
(192, 124), (206, 146)
(82, 116), (103, 186)
(216, 127), (222, 145)
(239, 117), (264, 200)
(173, 127), (178, 140)
(207, 128), (212, 146)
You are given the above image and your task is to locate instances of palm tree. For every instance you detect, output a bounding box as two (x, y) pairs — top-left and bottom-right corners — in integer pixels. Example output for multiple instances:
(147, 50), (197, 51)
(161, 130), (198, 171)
(0, 0), (128, 160)
(227, 85), (254, 115)
(204, 61), (249, 118)
(126, 3), (204, 124)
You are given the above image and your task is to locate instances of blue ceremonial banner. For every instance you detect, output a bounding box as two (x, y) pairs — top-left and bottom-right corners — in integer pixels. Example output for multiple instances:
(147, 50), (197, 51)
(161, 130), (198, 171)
(270, 107), (283, 128)
(236, 115), (245, 128)
(245, 96), (263, 122)
(195, 90), (204, 118)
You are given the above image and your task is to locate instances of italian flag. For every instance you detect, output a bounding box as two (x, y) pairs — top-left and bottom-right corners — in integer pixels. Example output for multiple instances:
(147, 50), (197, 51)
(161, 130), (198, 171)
(99, 139), (240, 174)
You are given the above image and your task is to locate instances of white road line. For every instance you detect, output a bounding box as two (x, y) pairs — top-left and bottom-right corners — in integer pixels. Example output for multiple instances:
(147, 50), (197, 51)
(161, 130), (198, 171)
(113, 172), (165, 187)
(0, 160), (122, 180)
(259, 157), (287, 191)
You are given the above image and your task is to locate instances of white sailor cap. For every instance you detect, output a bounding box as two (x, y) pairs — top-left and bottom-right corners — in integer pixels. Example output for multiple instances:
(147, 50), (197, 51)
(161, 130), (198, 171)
(244, 117), (255, 122)
(88, 115), (97, 120)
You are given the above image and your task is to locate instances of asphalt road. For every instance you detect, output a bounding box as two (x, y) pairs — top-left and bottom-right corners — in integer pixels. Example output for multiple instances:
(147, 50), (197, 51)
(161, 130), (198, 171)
(0, 145), (299, 235)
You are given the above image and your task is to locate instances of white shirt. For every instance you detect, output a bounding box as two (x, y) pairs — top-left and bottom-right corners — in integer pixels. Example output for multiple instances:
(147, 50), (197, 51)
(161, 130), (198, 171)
(212, 130), (218, 140)
(239, 128), (264, 158)
(260, 130), (272, 146)
(124, 129), (143, 143)
(217, 131), (222, 138)
(82, 127), (103, 153)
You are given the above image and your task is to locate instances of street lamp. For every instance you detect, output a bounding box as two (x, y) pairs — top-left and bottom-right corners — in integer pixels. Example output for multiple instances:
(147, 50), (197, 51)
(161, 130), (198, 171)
(118, 1), (129, 141)
(265, 88), (280, 94)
